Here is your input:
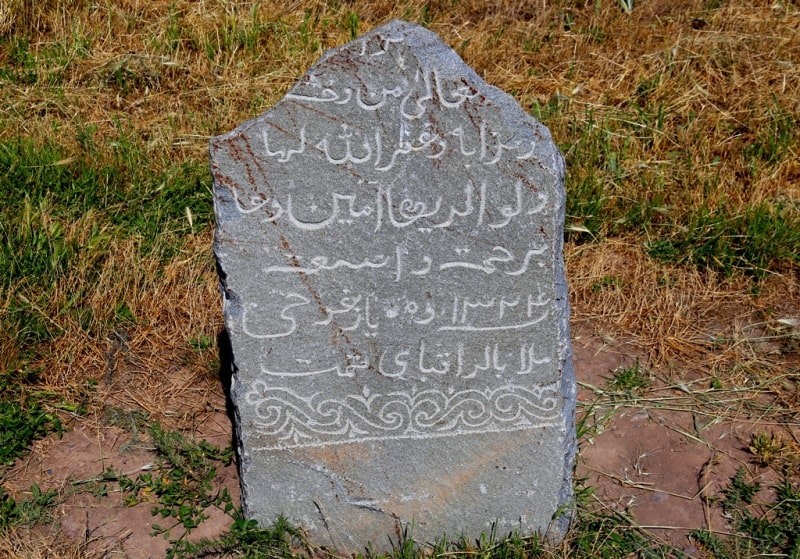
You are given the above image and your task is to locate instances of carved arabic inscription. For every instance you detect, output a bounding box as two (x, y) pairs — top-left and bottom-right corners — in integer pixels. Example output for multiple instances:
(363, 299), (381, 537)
(215, 26), (562, 451)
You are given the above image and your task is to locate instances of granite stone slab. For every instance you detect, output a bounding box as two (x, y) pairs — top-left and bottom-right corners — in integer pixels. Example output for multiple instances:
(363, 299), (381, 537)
(211, 19), (576, 552)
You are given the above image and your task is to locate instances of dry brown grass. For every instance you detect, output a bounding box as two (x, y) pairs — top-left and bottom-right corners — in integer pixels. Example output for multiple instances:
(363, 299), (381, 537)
(3, 2), (798, 170)
(40, 231), (224, 429)
(568, 239), (799, 364)
(0, 527), (105, 559)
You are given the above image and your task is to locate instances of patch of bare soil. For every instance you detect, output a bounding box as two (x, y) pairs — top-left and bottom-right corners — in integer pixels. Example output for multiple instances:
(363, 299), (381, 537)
(5, 406), (238, 558)
(573, 336), (799, 555)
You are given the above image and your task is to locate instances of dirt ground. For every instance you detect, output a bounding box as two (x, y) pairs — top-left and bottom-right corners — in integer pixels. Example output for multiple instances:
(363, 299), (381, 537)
(572, 334), (790, 556)
(6, 329), (797, 558)
(5, 407), (240, 557)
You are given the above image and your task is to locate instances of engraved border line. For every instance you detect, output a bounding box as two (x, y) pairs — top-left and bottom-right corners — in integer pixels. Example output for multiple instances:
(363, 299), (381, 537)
(250, 421), (566, 452)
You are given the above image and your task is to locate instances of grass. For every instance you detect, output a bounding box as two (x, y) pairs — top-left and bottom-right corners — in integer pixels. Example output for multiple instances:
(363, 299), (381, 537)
(97, 423), (235, 541)
(690, 470), (800, 559)
(0, 130), (213, 369)
(646, 201), (800, 278)
(604, 360), (651, 396)
(0, 484), (59, 532)
(0, 368), (64, 467)
(166, 515), (304, 559)
(0, 0), (798, 557)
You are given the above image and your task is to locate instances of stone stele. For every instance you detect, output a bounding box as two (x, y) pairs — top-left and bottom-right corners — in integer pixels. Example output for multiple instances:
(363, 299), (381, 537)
(211, 19), (576, 552)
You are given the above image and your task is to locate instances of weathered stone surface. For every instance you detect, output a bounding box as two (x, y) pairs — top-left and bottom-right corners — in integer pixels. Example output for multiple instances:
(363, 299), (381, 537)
(211, 20), (575, 552)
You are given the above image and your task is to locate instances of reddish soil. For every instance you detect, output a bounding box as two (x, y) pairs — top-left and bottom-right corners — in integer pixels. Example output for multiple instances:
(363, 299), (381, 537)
(5, 412), (239, 558)
(573, 336), (796, 555)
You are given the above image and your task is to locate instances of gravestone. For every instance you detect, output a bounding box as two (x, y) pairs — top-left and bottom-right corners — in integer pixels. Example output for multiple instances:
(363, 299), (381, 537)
(211, 20), (575, 552)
